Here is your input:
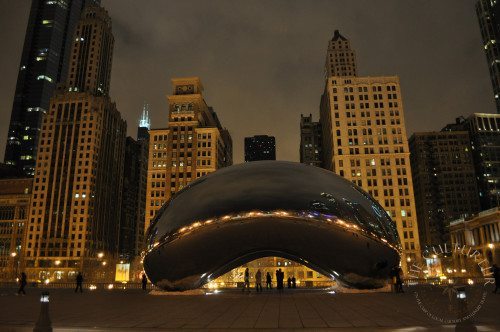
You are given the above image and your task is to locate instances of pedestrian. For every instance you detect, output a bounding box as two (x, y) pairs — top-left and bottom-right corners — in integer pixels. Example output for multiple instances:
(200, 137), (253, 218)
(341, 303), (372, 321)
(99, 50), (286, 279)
(395, 266), (404, 293)
(292, 276), (296, 288)
(75, 272), (83, 293)
(493, 264), (500, 294)
(242, 267), (250, 293)
(17, 272), (27, 295)
(142, 273), (148, 291)
(266, 272), (272, 289)
(287, 277), (292, 289)
(277, 268), (284, 292)
(255, 269), (262, 292)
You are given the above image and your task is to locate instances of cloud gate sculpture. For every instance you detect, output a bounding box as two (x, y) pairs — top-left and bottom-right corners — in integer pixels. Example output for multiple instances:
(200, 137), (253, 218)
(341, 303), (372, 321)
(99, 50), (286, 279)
(143, 161), (401, 291)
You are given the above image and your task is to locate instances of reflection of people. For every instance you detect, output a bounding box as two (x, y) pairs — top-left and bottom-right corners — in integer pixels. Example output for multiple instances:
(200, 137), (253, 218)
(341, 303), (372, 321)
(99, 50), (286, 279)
(276, 268), (284, 292)
(493, 264), (500, 294)
(255, 269), (262, 292)
(17, 272), (27, 295)
(292, 276), (296, 288)
(242, 268), (250, 292)
(142, 273), (148, 291)
(395, 267), (404, 293)
(75, 272), (83, 293)
(266, 272), (272, 289)
(287, 277), (292, 289)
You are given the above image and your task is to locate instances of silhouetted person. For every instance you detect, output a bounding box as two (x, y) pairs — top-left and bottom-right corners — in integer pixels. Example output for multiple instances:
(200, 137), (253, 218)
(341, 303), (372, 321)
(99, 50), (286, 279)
(243, 267), (250, 292)
(395, 266), (404, 293)
(266, 272), (272, 289)
(287, 277), (292, 289)
(493, 264), (500, 293)
(292, 276), (296, 288)
(255, 269), (262, 292)
(276, 268), (284, 292)
(142, 274), (148, 291)
(17, 272), (27, 295)
(75, 272), (83, 293)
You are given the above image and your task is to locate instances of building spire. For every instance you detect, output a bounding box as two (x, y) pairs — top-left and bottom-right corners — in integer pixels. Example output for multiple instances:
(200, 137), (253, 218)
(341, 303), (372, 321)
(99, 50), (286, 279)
(139, 102), (151, 130)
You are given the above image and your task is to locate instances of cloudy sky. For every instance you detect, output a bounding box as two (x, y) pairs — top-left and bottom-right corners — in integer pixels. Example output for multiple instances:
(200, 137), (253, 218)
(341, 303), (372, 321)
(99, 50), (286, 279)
(0, 0), (495, 164)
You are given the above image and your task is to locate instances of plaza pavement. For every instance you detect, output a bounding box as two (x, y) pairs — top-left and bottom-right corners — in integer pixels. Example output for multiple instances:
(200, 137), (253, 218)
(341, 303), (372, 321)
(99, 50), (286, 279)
(0, 286), (499, 331)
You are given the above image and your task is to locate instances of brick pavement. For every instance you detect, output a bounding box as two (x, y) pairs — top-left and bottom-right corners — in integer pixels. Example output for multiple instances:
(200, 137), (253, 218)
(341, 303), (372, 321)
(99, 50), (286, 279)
(0, 286), (498, 331)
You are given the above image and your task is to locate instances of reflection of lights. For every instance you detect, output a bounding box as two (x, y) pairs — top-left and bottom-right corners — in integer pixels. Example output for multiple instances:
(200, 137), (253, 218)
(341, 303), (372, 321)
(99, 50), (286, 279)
(432, 255), (437, 259)
(406, 256), (411, 262)
(10, 252), (17, 257)
(107, 284), (114, 289)
(55, 260), (61, 266)
(102, 261), (107, 266)
(327, 290), (336, 294)
(44, 279), (50, 284)
(446, 268), (453, 273)
(461, 269), (467, 273)
(488, 243), (494, 249)
(97, 252), (104, 259)
(89, 284), (97, 290)
(467, 279), (474, 285)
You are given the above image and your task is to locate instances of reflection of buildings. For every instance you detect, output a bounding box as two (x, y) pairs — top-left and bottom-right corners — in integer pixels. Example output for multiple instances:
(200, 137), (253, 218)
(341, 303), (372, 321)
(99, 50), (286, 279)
(319, 30), (421, 270)
(244, 135), (276, 162)
(23, 5), (125, 282)
(450, 207), (500, 267)
(4, 0), (100, 175)
(476, 0), (500, 113)
(145, 77), (233, 233)
(0, 166), (32, 280)
(300, 114), (322, 167)
(214, 257), (334, 287)
(409, 131), (480, 248)
(443, 114), (500, 210)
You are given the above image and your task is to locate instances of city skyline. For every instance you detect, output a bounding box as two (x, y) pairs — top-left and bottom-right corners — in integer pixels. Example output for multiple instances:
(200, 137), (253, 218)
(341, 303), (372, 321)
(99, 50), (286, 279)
(0, 0), (495, 164)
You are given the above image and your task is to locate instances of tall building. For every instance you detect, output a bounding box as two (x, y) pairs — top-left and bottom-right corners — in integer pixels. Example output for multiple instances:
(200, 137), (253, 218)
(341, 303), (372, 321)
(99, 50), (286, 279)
(319, 31), (421, 269)
(119, 112), (149, 261)
(0, 166), (32, 280)
(325, 30), (357, 77)
(476, 0), (500, 113)
(444, 114), (500, 210)
(244, 135), (276, 162)
(4, 0), (100, 175)
(145, 77), (232, 233)
(299, 114), (322, 166)
(409, 131), (480, 248)
(23, 5), (126, 282)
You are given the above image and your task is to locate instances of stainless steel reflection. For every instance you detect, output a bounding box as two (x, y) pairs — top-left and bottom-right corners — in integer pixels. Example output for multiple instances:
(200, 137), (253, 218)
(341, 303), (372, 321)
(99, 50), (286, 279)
(143, 161), (401, 291)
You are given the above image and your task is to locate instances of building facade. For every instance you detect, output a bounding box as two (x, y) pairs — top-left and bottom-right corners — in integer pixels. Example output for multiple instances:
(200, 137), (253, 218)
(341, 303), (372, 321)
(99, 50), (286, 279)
(409, 131), (480, 248)
(325, 30), (357, 77)
(22, 5), (126, 282)
(0, 171), (32, 281)
(319, 31), (421, 270)
(145, 77), (233, 234)
(476, 0), (500, 113)
(299, 114), (322, 167)
(244, 135), (276, 162)
(444, 114), (500, 210)
(450, 207), (500, 267)
(5, 0), (100, 175)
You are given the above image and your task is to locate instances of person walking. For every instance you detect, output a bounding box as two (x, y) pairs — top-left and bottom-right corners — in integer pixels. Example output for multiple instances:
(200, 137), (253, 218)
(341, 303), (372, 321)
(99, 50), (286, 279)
(255, 269), (262, 292)
(287, 277), (292, 289)
(277, 268), (284, 293)
(75, 272), (83, 293)
(395, 266), (404, 293)
(266, 272), (272, 289)
(493, 264), (500, 293)
(17, 272), (27, 295)
(142, 273), (148, 291)
(242, 268), (250, 293)
(292, 276), (296, 288)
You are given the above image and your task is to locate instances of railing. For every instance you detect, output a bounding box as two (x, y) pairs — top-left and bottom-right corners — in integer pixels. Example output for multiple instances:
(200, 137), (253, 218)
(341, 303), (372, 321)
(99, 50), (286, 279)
(0, 281), (158, 291)
(404, 277), (494, 286)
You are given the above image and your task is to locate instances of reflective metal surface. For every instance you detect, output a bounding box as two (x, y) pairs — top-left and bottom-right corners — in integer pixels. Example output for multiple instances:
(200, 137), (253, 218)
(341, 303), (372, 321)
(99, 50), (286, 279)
(143, 161), (401, 291)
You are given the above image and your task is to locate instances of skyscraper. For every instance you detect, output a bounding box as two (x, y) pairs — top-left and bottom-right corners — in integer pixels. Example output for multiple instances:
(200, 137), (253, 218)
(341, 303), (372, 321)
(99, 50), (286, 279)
(299, 114), (322, 167)
(23, 5), (126, 282)
(476, 0), (500, 113)
(409, 131), (480, 247)
(324, 30), (357, 77)
(244, 135), (276, 162)
(4, 0), (100, 175)
(319, 31), (421, 269)
(443, 114), (500, 210)
(145, 77), (233, 234)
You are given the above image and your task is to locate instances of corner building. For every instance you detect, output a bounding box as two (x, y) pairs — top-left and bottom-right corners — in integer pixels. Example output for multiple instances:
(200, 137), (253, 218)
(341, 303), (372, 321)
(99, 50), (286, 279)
(319, 31), (420, 270)
(145, 77), (232, 234)
(23, 5), (126, 282)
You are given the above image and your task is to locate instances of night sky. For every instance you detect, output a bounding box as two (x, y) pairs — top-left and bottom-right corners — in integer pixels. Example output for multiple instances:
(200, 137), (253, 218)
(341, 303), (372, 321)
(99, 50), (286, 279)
(0, 0), (495, 164)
